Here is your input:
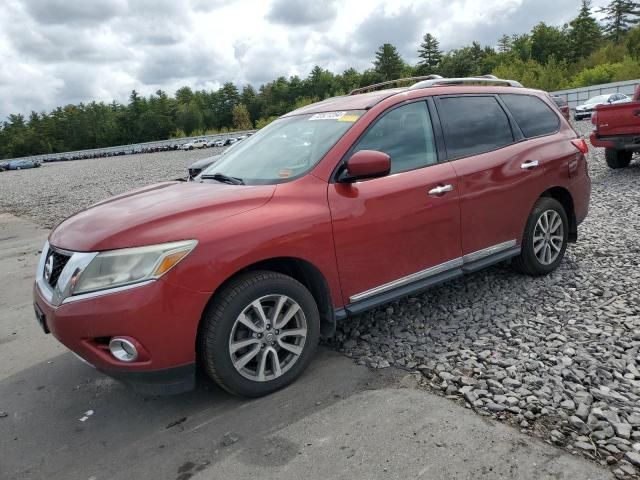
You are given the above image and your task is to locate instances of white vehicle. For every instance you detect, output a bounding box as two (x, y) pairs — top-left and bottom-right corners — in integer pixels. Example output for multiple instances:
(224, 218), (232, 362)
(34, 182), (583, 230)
(574, 93), (630, 120)
(181, 139), (208, 150)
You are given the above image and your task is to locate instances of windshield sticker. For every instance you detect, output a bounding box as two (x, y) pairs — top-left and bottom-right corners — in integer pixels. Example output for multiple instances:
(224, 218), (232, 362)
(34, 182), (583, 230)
(279, 169), (292, 178)
(338, 114), (360, 122)
(309, 111), (346, 121)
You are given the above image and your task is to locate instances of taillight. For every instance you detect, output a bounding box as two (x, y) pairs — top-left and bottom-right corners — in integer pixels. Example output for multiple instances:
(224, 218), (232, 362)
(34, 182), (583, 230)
(571, 138), (589, 154)
(591, 111), (598, 125)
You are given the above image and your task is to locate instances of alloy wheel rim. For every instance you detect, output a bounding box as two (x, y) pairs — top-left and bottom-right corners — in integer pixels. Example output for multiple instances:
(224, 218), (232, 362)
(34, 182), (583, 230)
(229, 294), (307, 382)
(533, 210), (564, 265)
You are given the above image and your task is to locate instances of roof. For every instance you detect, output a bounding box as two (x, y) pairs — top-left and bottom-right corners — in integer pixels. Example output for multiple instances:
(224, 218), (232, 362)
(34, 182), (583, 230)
(283, 88), (406, 116)
(283, 77), (534, 116)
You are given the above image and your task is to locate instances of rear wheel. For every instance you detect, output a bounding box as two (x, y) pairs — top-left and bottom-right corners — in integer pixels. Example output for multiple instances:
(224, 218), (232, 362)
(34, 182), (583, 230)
(605, 149), (632, 169)
(512, 197), (568, 276)
(200, 271), (320, 397)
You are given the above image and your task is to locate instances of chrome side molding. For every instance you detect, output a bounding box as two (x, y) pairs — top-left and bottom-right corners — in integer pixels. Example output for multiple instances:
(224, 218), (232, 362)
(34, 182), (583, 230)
(349, 240), (518, 303)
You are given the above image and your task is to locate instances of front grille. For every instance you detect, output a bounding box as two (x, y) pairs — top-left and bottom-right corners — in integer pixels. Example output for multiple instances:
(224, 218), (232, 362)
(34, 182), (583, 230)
(45, 248), (71, 287)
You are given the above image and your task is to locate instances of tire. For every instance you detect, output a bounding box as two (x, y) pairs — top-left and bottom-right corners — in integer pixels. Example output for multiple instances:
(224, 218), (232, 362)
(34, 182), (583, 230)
(605, 149), (632, 169)
(573, 115), (580, 121)
(199, 271), (320, 397)
(512, 197), (569, 276)
(188, 146), (193, 150)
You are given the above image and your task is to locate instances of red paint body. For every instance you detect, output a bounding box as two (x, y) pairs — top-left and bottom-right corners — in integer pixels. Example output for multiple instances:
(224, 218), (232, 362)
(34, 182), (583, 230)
(590, 85), (640, 149)
(34, 86), (591, 388)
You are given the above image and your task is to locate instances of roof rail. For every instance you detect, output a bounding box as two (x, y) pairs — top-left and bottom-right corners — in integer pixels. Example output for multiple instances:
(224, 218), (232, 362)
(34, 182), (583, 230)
(409, 76), (523, 90)
(349, 75), (443, 95)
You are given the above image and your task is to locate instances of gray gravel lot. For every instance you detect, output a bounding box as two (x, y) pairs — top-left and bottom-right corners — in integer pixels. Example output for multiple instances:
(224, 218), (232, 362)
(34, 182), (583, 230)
(0, 122), (639, 477)
(0, 147), (223, 228)
(332, 121), (640, 479)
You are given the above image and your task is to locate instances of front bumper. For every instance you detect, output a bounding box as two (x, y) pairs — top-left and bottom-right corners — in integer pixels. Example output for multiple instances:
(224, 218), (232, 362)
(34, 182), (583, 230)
(33, 277), (210, 395)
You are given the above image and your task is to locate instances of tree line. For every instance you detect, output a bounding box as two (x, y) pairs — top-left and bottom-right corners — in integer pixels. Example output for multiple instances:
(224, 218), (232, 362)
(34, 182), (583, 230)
(1, 0), (639, 159)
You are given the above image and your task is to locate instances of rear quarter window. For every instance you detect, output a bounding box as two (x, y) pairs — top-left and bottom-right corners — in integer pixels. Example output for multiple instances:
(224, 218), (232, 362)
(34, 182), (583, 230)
(437, 96), (514, 159)
(501, 94), (560, 138)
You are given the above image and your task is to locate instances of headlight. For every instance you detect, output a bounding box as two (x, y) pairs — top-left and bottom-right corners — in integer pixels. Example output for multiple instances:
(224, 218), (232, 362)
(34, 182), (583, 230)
(72, 240), (197, 295)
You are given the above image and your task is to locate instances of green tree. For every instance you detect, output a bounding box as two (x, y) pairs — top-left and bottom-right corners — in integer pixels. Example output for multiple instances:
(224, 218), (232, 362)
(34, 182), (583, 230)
(626, 26), (640, 57)
(175, 100), (203, 135)
(568, 0), (603, 60)
(497, 34), (512, 52)
(598, 0), (640, 41)
(530, 22), (568, 64)
(373, 43), (405, 81)
(232, 103), (253, 130)
(417, 33), (442, 70)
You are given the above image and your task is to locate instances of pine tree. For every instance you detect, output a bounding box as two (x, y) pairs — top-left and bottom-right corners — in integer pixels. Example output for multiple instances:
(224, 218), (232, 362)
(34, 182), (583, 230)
(497, 34), (512, 52)
(568, 0), (603, 60)
(417, 33), (442, 69)
(598, 0), (640, 41)
(373, 44), (405, 81)
(232, 104), (253, 130)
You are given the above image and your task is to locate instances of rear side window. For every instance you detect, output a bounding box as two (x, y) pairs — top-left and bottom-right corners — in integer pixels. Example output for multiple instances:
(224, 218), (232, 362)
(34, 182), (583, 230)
(437, 96), (514, 159)
(501, 94), (560, 138)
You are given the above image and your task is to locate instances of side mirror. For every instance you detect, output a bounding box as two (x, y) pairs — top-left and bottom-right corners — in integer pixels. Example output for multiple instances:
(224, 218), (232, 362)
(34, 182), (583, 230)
(339, 150), (391, 183)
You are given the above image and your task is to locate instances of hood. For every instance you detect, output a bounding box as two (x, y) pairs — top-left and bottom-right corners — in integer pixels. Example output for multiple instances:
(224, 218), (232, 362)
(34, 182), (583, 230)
(49, 181), (275, 251)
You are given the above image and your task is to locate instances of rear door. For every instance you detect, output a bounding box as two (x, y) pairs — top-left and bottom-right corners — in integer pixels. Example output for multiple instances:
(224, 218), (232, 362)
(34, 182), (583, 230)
(434, 94), (552, 258)
(328, 100), (462, 309)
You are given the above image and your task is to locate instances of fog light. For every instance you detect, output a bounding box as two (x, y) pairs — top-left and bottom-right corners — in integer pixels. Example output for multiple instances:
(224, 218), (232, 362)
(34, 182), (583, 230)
(109, 338), (138, 362)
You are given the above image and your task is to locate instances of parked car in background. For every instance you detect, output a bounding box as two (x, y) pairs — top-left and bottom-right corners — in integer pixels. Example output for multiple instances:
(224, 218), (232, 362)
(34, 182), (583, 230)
(590, 84), (640, 169)
(3, 159), (42, 170)
(181, 139), (208, 150)
(551, 95), (570, 121)
(34, 76), (590, 397)
(187, 141), (243, 180)
(223, 137), (238, 146)
(574, 93), (630, 120)
(188, 155), (222, 180)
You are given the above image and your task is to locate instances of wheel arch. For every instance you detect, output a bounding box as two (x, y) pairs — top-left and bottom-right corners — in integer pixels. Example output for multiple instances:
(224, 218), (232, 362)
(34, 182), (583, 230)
(540, 186), (577, 242)
(196, 256), (336, 361)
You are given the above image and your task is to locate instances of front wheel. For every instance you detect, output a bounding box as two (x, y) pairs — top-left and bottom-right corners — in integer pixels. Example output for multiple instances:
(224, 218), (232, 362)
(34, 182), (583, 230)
(512, 197), (568, 276)
(200, 271), (320, 397)
(605, 149), (632, 169)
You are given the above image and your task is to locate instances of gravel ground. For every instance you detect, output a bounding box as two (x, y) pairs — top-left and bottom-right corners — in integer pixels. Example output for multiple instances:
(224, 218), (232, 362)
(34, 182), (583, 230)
(1, 122), (639, 477)
(0, 147), (223, 228)
(331, 120), (640, 479)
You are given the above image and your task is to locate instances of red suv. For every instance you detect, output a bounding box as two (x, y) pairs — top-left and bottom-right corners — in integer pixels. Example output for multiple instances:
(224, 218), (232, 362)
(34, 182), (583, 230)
(33, 77), (591, 397)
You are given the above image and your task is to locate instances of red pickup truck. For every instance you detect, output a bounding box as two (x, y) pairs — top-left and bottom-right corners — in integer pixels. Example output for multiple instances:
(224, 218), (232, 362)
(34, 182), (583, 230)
(590, 85), (640, 169)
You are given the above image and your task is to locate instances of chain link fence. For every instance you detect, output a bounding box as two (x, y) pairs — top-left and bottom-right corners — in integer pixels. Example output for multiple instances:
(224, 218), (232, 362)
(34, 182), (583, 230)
(550, 79), (639, 110)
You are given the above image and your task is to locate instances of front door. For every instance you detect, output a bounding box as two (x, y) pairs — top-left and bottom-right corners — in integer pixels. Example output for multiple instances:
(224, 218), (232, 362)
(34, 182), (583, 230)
(328, 101), (462, 308)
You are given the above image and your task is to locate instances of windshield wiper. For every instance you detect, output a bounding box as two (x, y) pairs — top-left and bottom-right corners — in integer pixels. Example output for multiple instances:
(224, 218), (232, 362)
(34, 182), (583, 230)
(200, 172), (244, 185)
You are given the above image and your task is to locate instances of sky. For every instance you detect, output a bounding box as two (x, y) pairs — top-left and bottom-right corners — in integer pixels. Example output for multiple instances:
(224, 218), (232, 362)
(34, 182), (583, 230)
(0, 0), (610, 118)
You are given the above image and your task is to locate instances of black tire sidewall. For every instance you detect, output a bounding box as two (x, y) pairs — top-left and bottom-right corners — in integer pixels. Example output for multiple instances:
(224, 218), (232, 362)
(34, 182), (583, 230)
(202, 272), (320, 397)
(521, 198), (569, 275)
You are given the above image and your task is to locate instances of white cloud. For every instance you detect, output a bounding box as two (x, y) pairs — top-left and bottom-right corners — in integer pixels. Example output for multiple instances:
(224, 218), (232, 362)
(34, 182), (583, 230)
(0, 0), (611, 118)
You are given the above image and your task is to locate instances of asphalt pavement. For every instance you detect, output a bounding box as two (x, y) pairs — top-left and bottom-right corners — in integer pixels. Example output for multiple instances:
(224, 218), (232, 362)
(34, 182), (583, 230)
(0, 213), (612, 480)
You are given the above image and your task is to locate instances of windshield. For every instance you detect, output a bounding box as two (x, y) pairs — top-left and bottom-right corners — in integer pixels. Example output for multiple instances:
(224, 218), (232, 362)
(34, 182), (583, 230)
(200, 110), (364, 185)
(585, 95), (609, 105)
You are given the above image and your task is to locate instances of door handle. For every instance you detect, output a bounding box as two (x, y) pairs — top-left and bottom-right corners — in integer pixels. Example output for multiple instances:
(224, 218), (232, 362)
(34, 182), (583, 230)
(521, 160), (539, 170)
(428, 184), (453, 196)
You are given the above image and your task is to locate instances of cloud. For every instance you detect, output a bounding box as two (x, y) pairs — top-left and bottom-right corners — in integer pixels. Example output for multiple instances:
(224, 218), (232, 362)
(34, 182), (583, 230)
(22, 0), (127, 25)
(267, 0), (338, 26)
(0, 0), (612, 119)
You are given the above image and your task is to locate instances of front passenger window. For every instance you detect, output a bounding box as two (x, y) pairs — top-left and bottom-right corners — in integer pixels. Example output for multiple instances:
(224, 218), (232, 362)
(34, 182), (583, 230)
(352, 102), (437, 174)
